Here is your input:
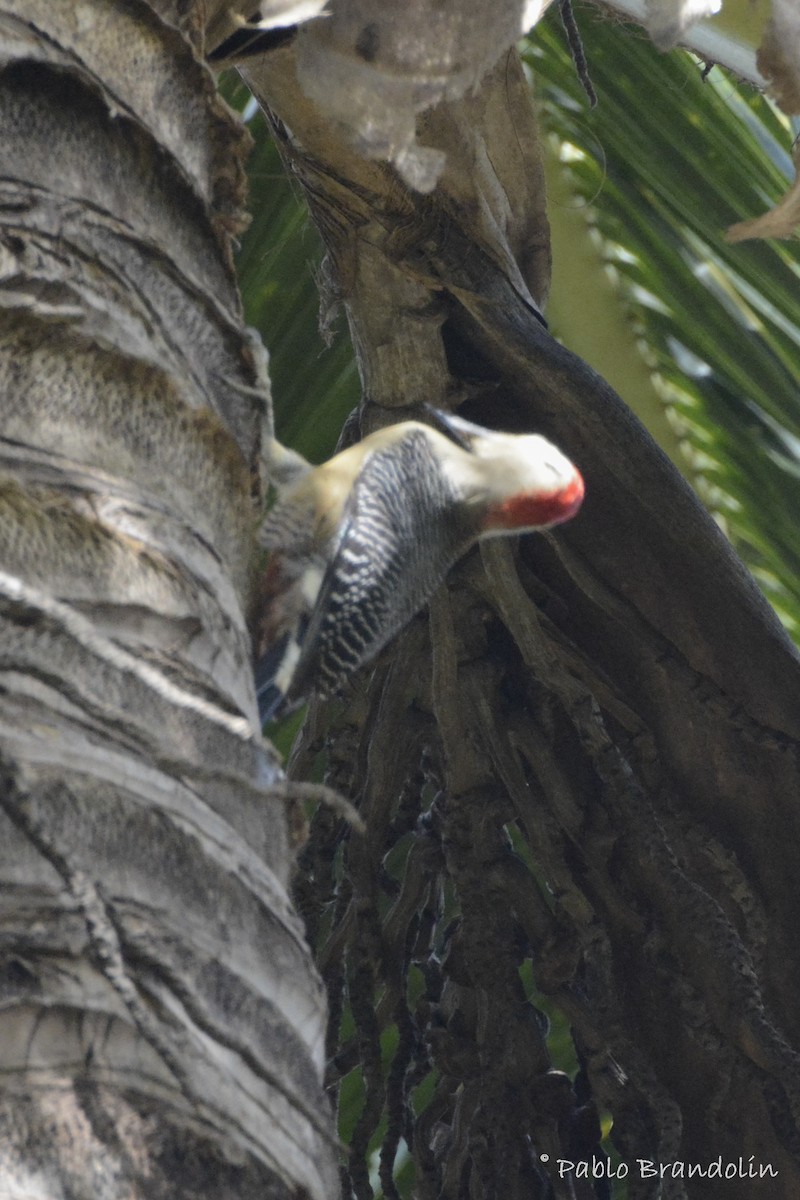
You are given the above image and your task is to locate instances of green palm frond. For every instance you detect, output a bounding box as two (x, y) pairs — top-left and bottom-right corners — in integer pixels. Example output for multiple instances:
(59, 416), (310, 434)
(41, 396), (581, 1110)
(223, 78), (360, 464)
(529, 8), (800, 636)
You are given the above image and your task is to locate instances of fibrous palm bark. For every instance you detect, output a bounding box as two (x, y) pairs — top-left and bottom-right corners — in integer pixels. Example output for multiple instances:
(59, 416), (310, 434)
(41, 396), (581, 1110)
(0, 3), (335, 1197)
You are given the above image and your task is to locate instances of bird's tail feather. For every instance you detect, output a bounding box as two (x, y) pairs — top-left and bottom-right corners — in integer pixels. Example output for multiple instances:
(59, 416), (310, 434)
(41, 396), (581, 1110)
(255, 616), (309, 724)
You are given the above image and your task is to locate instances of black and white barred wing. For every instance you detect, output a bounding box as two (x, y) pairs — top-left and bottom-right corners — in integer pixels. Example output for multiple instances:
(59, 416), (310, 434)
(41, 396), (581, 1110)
(285, 429), (467, 705)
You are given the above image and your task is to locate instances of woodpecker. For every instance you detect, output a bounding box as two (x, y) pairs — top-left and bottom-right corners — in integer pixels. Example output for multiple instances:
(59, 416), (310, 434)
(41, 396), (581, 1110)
(254, 410), (584, 721)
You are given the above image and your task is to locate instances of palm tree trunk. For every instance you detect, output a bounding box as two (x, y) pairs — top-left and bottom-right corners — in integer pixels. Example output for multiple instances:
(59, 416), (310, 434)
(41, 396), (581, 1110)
(0, 3), (335, 1195)
(245, 25), (800, 1200)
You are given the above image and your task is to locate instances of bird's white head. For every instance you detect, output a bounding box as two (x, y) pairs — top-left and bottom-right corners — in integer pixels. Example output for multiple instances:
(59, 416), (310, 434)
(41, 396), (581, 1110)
(430, 409), (584, 533)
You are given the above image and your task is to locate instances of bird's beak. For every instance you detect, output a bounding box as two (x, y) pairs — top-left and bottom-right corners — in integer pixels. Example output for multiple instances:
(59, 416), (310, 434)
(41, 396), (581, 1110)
(424, 406), (497, 450)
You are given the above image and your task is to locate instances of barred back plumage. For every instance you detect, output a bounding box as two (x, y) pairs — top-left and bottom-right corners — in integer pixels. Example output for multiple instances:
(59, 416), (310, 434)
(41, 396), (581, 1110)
(254, 412), (583, 722)
(286, 429), (472, 703)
